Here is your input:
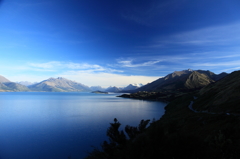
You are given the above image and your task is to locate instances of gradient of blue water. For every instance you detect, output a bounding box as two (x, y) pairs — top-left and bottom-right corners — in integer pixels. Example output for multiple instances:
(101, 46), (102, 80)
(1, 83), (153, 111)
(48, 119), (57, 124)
(0, 92), (166, 159)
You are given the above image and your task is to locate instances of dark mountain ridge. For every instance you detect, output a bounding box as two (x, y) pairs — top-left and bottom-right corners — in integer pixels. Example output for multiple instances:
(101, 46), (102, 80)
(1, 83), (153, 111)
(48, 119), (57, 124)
(118, 69), (228, 101)
(136, 69), (227, 92)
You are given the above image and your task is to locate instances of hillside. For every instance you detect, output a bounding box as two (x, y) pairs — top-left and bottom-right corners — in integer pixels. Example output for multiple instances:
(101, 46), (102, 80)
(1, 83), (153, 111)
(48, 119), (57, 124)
(0, 75), (30, 92)
(86, 70), (240, 159)
(192, 70), (240, 113)
(28, 77), (91, 92)
(3, 82), (30, 92)
(0, 82), (11, 91)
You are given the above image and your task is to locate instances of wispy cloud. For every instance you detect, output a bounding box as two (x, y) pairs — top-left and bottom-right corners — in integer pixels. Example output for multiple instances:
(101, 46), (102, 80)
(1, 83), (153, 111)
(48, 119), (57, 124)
(193, 60), (240, 67)
(117, 59), (162, 67)
(212, 54), (240, 59)
(28, 61), (123, 73)
(156, 22), (240, 47)
(135, 22), (240, 51)
(115, 50), (240, 75)
(221, 67), (240, 72)
(2, 61), (158, 87)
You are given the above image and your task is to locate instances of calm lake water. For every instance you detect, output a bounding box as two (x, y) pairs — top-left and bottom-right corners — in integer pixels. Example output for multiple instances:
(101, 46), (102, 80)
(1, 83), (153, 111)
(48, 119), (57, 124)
(0, 92), (166, 159)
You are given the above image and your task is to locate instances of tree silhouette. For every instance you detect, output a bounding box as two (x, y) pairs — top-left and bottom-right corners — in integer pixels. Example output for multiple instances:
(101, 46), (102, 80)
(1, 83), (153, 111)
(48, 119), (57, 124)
(106, 118), (126, 145)
(125, 119), (150, 140)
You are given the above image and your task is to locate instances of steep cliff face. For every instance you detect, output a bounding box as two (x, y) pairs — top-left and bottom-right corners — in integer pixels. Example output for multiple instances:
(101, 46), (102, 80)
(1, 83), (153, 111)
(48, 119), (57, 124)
(184, 71), (214, 89)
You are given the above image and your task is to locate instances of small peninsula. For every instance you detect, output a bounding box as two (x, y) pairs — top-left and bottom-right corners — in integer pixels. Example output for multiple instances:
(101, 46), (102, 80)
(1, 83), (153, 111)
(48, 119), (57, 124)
(91, 90), (108, 94)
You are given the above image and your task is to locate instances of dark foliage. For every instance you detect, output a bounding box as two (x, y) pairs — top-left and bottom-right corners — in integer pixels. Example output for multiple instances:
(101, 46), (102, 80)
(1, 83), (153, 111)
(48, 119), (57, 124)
(85, 116), (240, 159)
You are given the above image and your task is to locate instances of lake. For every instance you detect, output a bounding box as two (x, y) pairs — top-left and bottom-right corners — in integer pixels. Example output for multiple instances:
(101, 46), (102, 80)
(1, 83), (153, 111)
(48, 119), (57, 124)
(0, 92), (166, 159)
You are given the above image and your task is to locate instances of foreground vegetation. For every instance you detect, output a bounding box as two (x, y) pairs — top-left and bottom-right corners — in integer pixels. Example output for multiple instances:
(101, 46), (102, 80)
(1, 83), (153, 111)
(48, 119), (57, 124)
(85, 71), (240, 158)
(85, 94), (240, 159)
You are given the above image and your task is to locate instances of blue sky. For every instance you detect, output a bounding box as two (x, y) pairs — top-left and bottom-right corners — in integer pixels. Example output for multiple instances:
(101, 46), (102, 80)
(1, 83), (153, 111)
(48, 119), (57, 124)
(1, 0), (240, 87)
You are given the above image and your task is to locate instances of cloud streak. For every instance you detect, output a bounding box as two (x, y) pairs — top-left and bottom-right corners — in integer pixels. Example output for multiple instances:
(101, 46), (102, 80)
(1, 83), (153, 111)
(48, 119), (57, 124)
(156, 22), (240, 47)
(193, 60), (240, 67)
(117, 59), (162, 67)
(28, 61), (123, 73)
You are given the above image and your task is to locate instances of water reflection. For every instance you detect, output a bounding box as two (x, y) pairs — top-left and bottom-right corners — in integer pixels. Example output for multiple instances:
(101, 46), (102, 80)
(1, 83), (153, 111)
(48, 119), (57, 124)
(0, 92), (166, 159)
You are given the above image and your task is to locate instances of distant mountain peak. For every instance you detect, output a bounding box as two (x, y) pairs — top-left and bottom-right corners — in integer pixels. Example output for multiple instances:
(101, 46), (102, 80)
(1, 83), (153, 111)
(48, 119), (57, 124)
(29, 77), (91, 92)
(122, 83), (143, 91)
(16, 81), (36, 86)
(105, 86), (122, 92)
(45, 77), (69, 82)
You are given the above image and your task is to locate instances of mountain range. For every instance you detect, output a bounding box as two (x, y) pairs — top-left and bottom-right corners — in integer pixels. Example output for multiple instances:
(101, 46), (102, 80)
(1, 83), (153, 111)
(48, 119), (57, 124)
(0, 69), (228, 92)
(118, 69), (228, 101)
